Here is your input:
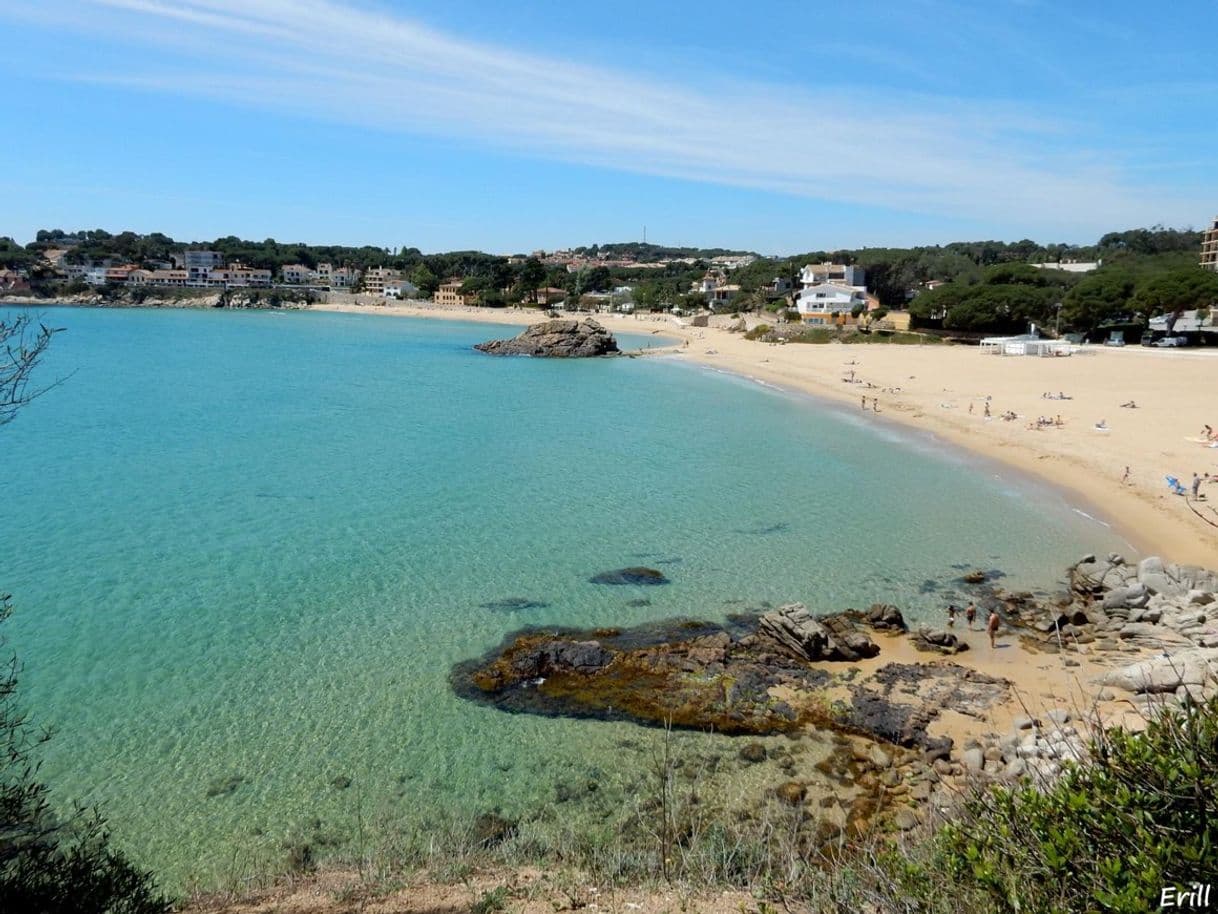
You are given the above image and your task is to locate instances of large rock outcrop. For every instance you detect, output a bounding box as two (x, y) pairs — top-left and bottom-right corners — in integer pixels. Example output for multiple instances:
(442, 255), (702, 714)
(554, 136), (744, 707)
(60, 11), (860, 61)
(756, 603), (878, 662)
(1101, 648), (1218, 695)
(474, 319), (620, 358)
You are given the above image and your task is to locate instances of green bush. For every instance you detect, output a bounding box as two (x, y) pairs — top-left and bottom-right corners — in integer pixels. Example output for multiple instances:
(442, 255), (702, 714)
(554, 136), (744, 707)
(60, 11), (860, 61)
(893, 697), (1218, 913)
(743, 323), (772, 341)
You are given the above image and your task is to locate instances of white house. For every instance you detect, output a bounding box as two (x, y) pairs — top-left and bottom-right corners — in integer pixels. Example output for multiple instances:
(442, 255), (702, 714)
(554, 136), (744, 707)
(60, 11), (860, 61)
(1030, 261), (1101, 274)
(281, 264), (312, 284)
(383, 281), (420, 300)
(795, 282), (868, 322)
(799, 262), (865, 289)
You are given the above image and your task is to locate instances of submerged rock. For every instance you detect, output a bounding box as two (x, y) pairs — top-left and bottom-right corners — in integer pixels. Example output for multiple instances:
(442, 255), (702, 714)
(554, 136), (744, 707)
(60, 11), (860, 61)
(590, 567), (669, 586)
(205, 774), (246, 798)
(474, 318), (619, 358)
(479, 597), (550, 612)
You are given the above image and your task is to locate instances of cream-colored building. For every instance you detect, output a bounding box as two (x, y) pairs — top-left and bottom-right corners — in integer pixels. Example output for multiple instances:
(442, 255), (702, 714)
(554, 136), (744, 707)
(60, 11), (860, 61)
(435, 279), (477, 306)
(1202, 215), (1218, 272)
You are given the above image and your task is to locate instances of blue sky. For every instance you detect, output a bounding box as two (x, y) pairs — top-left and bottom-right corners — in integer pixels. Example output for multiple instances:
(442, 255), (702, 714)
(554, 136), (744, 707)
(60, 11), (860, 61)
(0, 0), (1215, 254)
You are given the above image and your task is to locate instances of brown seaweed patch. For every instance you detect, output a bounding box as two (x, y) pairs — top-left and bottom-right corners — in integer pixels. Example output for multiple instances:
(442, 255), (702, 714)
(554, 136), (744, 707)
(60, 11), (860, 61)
(451, 618), (835, 735)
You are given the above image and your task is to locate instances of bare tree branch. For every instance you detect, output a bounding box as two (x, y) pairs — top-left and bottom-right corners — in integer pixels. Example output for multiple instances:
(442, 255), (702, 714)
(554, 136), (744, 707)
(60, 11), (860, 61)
(0, 314), (66, 427)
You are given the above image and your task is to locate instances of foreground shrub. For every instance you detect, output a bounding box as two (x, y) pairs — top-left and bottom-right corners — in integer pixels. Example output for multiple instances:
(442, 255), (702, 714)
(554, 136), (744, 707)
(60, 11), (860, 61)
(894, 697), (1218, 913)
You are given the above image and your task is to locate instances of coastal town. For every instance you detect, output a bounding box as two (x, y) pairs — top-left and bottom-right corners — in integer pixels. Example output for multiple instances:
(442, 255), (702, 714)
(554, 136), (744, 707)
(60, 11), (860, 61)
(3, 216), (1217, 345)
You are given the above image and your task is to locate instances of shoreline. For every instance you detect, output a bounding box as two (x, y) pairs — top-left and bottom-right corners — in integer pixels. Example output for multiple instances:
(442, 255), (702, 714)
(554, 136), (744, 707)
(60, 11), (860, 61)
(312, 300), (1218, 567)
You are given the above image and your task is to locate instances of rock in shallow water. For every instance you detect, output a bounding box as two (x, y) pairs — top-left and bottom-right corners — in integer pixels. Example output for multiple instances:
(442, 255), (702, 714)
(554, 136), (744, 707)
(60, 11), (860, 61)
(590, 567), (669, 586)
(474, 318), (620, 358)
(479, 597), (550, 612)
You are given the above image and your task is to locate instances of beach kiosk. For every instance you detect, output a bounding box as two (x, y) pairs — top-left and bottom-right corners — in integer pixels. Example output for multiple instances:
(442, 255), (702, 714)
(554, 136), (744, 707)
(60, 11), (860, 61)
(979, 334), (1073, 357)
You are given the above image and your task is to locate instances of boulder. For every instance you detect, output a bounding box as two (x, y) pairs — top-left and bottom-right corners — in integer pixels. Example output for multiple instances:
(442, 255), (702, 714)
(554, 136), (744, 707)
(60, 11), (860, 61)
(1116, 622), (1193, 650)
(758, 604), (877, 661)
(758, 604), (832, 661)
(913, 627), (968, 655)
(1103, 583), (1150, 610)
(474, 319), (620, 358)
(819, 613), (880, 660)
(1101, 648), (1218, 694)
(866, 603), (908, 632)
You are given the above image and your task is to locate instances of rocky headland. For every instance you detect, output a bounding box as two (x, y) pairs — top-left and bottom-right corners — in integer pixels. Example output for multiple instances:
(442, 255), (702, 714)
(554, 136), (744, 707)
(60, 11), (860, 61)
(473, 318), (620, 357)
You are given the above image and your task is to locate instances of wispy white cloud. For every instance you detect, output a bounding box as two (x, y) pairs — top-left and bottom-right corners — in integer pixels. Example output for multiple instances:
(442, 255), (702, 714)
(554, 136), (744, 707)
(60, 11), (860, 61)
(13, 0), (1201, 234)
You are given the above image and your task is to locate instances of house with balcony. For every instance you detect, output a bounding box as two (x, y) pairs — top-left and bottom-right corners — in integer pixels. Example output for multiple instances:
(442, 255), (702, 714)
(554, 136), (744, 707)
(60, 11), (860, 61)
(795, 282), (868, 324)
(281, 264), (312, 284)
(799, 262), (866, 289)
(383, 280), (420, 300)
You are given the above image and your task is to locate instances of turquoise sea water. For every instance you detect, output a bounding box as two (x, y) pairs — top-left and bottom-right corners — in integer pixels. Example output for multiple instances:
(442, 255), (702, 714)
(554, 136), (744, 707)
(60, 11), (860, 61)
(2, 307), (1130, 887)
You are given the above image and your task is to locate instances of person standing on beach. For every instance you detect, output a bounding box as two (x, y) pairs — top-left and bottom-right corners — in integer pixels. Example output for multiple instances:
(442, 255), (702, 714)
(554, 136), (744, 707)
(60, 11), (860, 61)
(1193, 472), (1203, 498)
(987, 610), (1000, 648)
(946, 604), (957, 627)
(965, 603), (976, 629)
(984, 403), (991, 418)
(1122, 466), (1131, 485)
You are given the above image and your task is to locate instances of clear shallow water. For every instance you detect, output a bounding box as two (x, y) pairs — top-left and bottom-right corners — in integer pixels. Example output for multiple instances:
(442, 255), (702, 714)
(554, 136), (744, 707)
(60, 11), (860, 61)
(1, 307), (1129, 887)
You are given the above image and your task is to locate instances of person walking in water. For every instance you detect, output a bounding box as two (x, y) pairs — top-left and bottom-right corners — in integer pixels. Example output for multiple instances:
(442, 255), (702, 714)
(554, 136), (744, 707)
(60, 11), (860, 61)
(965, 602), (977, 629)
(987, 609), (1001, 648)
(946, 604), (957, 627)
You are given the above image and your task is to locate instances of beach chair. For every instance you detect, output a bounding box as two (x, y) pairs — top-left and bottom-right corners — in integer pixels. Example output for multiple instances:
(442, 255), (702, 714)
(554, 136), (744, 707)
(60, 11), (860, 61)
(1165, 475), (1187, 496)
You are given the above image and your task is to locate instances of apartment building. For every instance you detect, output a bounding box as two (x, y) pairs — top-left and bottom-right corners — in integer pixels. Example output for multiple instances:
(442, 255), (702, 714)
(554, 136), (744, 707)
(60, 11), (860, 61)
(205, 264), (272, 288)
(1203, 215), (1218, 272)
(435, 278), (477, 306)
(180, 250), (225, 285)
(279, 262), (359, 288)
(362, 266), (403, 296)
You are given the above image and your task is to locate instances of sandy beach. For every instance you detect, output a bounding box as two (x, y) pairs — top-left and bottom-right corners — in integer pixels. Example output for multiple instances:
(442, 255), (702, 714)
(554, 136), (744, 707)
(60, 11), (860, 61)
(316, 301), (1218, 569)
